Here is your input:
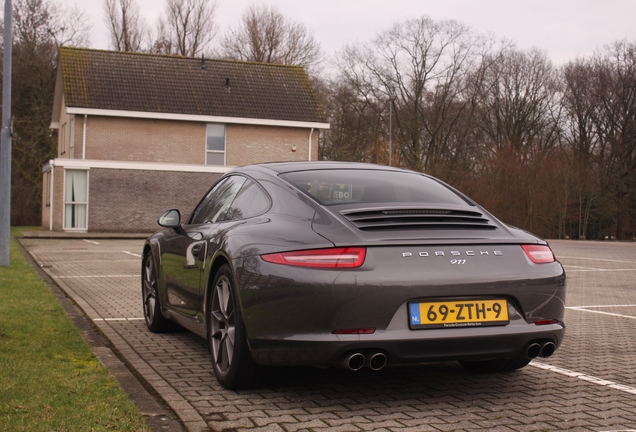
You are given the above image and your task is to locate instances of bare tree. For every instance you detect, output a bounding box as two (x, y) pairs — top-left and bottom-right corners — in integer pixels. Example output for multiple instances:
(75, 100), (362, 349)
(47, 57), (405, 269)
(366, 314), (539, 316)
(152, 0), (217, 57)
(103, 0), (148, 52)
(588, 41), (636, 239)
(1, 0), (89, 224)
(9, 0), (89, 47)
(474, 48), (562, 157)
(561, 59), (601, 239)
(221, 5), (322, 71)
(336, 16), (486, 176)
(319, 80), (384, 163)
(469, 47), (563, 232)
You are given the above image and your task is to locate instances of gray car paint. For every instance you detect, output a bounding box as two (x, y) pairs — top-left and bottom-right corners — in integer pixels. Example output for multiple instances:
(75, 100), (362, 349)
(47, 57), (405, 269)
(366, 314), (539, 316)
(143, 162), (566, 368)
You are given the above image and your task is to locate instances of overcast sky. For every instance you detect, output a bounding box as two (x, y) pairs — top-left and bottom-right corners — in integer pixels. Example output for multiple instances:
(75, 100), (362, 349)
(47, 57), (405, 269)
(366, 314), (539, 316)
(60, 0), (636, 66)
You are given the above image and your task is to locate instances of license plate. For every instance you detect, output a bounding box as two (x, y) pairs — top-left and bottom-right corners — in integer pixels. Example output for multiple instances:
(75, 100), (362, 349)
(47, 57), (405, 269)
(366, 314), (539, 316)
(409, 299), (509, 329)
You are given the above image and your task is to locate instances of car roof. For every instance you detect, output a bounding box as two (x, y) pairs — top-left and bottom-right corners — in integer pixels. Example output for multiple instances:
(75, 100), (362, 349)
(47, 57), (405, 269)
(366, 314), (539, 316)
(250, 161), (414, 174)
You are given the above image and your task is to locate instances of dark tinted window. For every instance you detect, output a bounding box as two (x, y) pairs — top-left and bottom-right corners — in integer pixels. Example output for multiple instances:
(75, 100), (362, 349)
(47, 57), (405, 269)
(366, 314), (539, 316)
(190, 176), (246, 224)
(282, 169), (466, 206)
(225, 180), (270, 221)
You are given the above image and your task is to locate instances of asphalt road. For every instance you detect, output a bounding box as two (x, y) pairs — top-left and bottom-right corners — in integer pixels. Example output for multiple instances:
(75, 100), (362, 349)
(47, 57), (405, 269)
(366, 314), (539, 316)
(20, 238), (636, 432)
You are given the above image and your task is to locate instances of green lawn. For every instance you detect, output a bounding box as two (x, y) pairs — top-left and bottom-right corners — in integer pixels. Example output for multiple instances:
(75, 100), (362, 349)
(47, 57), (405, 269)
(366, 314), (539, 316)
(0, 228), (149, 431)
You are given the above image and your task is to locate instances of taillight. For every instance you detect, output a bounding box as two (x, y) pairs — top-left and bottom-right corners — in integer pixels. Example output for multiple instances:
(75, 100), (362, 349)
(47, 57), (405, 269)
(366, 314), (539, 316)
(521, 245), (555, 264)
(261, 247), (366, 268)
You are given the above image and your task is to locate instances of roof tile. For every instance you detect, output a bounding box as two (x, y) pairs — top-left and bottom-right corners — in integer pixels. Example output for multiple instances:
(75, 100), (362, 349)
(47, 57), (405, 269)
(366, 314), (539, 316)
(59, 47), (326, 123)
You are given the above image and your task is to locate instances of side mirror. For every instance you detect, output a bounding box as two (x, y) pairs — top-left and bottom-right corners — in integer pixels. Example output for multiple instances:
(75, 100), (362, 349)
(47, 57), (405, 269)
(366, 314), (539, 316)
(158, 209), (181, 229)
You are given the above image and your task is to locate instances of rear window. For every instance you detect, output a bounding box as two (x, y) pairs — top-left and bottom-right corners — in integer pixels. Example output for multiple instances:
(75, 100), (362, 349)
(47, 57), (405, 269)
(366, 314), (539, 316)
(281, 169), (468, 206)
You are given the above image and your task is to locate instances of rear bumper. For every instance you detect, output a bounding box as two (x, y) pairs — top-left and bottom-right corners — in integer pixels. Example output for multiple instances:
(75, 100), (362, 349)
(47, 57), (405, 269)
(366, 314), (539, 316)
(248, 318), (566, 367)
(237, 244), (566, 367)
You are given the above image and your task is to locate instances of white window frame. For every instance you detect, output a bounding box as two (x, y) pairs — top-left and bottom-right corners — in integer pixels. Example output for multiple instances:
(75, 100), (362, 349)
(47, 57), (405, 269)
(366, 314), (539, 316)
(69, 115), (75, 158)
(63, 168), (89, 231)
(205, 123), (226, 166)
(60, 122), (66, 156)
(44, 171), (51, 208)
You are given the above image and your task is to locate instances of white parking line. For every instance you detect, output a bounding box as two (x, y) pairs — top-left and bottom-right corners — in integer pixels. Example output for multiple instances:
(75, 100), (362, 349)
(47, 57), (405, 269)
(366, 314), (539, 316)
(123, 251), (142, 258)
(53, 275), (138, 279)
(599, 430), (636, 432)
(531, 362), (636, 395)
(558, 256), (636, 264)
(83, 239), (100, 245)
(568, 304), (636, 308)
(600, 430), (636, 432)
(93, 318), (144, 321)
(563, 265), (601, 269)
(564, 269), (636, 272)
(565, 306), (636, 320)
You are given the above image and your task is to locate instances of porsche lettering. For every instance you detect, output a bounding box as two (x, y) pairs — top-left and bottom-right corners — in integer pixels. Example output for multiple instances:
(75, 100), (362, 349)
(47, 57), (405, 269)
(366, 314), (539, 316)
(403, 250), (504, 257)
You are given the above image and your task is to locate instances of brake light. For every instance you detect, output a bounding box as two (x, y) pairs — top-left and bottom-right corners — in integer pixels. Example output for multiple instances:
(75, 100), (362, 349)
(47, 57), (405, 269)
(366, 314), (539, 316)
(534, 319), (558, 326)
(521, 245), (555, 264)
(261, 247), (366, 268)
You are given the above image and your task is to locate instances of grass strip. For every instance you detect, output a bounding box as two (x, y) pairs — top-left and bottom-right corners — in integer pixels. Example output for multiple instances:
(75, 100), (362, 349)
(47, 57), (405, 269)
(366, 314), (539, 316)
(0, 227), (149, 431)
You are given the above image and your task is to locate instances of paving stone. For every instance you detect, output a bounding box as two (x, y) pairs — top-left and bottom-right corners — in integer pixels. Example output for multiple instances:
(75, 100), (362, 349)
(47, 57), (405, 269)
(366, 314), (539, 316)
(389, 426), (442, 432)
(307, 425), (363, 432)
(206, 418), (254, 430)
(20, 238), (636, 432)
(238, 424), (285, 432)
(252, 414), (298, 426)
(363, 413), (413, 422)
(326, 416), (373, 426)
(398, 418), (447, 427)
(356, 420), (406, 430)
(223, 410), (268, 420)
(305, 405), (352, 414)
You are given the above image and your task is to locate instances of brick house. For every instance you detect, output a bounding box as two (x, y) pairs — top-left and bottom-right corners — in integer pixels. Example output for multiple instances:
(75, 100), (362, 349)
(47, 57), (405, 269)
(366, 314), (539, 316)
(43, 47), (329, 232)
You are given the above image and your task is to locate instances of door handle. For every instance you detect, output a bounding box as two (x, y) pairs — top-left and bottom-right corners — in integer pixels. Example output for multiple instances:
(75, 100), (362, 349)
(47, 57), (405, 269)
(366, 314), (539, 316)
(185, 241), (206, 268)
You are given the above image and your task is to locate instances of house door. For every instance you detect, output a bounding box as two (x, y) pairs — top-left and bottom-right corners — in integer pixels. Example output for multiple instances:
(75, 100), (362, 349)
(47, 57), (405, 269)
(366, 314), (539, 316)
(64, 169), (88, 230)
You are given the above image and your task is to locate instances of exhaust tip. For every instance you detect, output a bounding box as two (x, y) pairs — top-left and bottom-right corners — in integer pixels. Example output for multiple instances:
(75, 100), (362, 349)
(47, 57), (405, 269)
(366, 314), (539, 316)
(339, 352), (365, 371)
(365, 352), (387, 371)
(540, 342), (556, 358)
(526, 343), (542, 359)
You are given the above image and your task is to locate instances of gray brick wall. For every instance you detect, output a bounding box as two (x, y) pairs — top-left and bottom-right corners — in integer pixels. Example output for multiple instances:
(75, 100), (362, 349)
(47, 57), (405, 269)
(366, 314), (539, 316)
(88, 169), (221, 232)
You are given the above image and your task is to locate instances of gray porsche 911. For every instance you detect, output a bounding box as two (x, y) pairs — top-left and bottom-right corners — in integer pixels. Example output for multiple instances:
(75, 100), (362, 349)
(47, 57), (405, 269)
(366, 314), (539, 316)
(142, 161), (566, 389)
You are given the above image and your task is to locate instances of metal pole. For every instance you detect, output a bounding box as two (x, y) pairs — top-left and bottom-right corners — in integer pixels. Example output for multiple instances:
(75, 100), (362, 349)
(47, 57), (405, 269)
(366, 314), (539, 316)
(388, 96), (396, 166)
(1, 0), (13, 266)
(388, 101), (392, 166)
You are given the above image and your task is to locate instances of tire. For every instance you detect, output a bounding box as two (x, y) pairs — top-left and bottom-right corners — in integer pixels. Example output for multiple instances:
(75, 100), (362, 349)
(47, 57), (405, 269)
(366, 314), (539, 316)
(459, 355), (532, 373)
(208, 264), (260, 389)
(142, 251), (171, 333)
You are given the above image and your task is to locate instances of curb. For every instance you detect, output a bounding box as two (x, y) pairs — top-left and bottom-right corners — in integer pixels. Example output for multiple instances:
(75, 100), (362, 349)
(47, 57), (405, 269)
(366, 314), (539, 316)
(16, 238), (188, 432)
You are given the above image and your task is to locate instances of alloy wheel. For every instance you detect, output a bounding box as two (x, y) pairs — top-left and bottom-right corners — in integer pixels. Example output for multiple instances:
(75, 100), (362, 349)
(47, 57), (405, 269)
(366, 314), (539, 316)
(210, 275), (236, 375)
(142, 256), (157, 326)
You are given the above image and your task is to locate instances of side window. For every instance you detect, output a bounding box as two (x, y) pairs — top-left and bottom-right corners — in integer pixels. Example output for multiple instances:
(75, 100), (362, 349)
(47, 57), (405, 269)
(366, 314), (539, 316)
(225, 180), (270, 221)
(206, 124), (225, 166)
(190, 176), (246, 224)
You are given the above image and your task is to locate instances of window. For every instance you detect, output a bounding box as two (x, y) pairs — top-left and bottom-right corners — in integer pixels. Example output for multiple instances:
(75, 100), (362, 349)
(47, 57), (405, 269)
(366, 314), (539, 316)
(60, 123), (66, 156)
(44, 171), (51, 207)
(225, 180), (270, 221)
(69, 116), (75, 158)
(282, 169), (469, 206)
(189, 176), (246, 225)
(206, 123), (225, 165)
(64, 170), (88, 229)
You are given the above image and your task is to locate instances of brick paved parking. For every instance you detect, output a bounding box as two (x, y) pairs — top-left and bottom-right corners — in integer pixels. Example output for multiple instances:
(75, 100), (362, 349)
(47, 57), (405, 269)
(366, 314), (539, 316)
(20, 238), (636, 432)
